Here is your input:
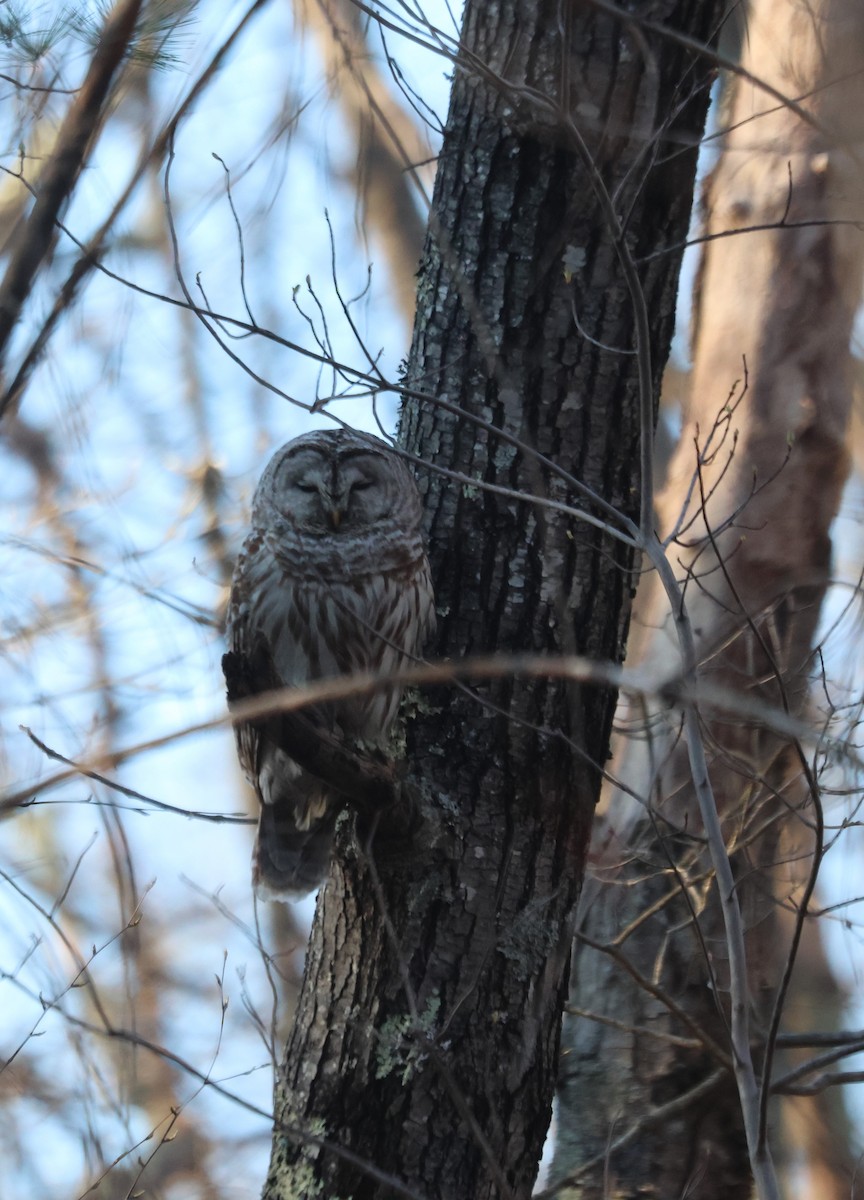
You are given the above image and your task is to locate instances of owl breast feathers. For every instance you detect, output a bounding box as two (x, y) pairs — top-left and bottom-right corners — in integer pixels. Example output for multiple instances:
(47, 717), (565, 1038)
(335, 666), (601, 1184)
(224, 429), (436, 899)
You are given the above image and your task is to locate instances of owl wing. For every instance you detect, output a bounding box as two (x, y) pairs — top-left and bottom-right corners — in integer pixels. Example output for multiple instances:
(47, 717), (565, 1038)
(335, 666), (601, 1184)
(224, 530), (339, 898)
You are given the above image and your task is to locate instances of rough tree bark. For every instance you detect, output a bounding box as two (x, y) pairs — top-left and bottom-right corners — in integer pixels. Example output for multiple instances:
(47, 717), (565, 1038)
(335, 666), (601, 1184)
(557, 0), (864, 1196)
(263, 1), (724, 1197)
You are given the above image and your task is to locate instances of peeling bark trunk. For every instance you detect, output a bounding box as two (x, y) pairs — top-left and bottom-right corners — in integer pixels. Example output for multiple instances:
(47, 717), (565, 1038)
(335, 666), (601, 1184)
(558, 0), (864, 1196)
(263, 2), (722, 1197)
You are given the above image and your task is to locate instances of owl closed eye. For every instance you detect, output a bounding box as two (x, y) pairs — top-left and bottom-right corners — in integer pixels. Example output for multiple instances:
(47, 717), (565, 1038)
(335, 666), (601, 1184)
(271, 447), (399, 534)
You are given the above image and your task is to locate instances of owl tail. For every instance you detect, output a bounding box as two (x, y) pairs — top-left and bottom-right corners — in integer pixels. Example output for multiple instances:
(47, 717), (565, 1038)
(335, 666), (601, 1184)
(252, 801), (335, 900)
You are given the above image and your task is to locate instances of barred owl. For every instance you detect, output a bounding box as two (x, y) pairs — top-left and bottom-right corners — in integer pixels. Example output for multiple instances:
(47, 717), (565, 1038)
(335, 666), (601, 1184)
(224, 429), (435, 899)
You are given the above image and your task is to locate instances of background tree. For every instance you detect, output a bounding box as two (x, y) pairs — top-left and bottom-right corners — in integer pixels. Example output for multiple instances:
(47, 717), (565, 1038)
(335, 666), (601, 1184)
(557, 0), (864, 1196)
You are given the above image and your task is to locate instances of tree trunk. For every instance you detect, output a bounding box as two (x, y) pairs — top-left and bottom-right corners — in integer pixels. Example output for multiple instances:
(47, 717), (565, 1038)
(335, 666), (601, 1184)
(263, 2), (723, 1196)
(557, 0), (864, 1195)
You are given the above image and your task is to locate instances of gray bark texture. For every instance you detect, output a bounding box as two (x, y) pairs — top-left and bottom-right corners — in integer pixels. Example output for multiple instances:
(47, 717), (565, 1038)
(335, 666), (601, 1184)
(557, 0), (864, 1196)
(263, 1), (724, 1197)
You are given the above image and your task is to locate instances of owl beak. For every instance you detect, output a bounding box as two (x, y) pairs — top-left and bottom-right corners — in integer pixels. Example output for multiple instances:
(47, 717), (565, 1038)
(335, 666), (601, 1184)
(329, 507), (342, 529)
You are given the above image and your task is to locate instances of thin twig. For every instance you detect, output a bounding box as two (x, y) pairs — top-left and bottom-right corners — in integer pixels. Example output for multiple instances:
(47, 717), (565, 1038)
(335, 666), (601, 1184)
(0, 0), (143, 372)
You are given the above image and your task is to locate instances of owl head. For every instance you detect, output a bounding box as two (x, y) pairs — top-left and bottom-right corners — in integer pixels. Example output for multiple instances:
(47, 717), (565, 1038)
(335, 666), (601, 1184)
(253, 429), (423, 536)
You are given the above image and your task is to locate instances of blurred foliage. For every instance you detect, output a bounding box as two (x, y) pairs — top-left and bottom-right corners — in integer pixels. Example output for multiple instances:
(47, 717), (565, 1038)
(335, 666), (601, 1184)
(0, 1), (448, 1194)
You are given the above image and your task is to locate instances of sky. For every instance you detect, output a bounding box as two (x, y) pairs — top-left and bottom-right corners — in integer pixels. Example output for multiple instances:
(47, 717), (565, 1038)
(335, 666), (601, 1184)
(0, 2), (460, 1194)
